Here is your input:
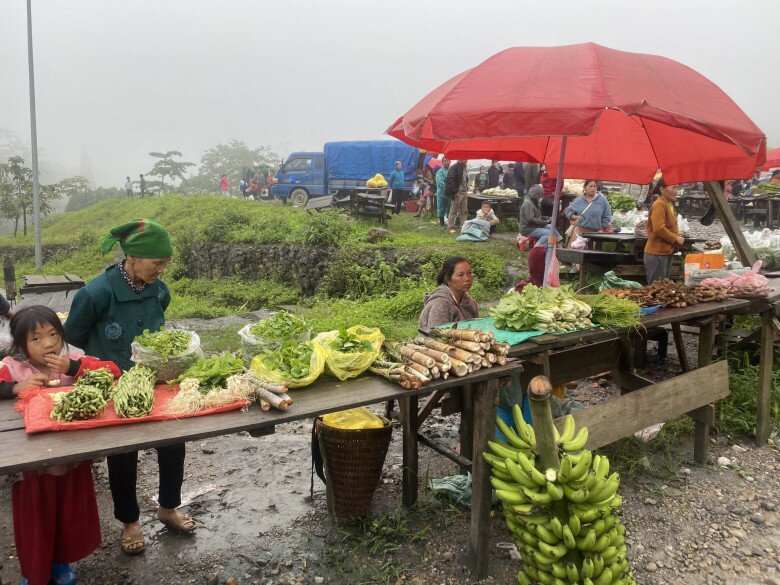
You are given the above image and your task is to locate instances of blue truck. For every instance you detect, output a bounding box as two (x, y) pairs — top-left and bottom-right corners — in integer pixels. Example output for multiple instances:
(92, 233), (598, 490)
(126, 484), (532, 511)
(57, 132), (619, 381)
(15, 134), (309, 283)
(270, 140), (421, 207)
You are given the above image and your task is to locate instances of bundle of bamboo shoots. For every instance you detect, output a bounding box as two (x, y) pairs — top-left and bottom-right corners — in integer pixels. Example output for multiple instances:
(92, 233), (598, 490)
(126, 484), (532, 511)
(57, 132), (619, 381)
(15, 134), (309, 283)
(369, 359), (424, 389)
(377, 329), (510, 388)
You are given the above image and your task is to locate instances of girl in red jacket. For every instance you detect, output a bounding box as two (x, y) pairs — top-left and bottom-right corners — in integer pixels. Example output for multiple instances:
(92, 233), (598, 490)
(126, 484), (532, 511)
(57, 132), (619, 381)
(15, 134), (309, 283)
(0, 306), (121, 585)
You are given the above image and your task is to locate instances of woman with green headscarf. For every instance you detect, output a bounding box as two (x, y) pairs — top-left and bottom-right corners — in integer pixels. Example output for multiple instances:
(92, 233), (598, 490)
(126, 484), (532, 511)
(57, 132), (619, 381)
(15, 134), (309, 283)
(65, 219), (196, 556)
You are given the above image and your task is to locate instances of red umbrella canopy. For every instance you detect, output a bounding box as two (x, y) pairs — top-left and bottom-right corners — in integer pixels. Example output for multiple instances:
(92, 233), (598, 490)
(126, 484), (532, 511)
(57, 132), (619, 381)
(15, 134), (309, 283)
(388, 43), (766, 184)
(761, 148), (780, 171)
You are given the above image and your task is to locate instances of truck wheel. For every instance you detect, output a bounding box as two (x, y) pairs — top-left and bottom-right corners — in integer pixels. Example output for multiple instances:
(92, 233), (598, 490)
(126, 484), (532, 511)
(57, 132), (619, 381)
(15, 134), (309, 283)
(290, 189), (309, 207)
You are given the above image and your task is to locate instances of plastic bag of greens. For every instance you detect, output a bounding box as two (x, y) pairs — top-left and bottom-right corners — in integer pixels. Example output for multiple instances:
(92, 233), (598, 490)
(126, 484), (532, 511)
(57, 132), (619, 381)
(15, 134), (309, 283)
(249, 341), (326, 388)
(131, 328), (203, 382)
(598, 271), (643, 292)
(238, 312), (311, 364)
(313, 326), (384, 381)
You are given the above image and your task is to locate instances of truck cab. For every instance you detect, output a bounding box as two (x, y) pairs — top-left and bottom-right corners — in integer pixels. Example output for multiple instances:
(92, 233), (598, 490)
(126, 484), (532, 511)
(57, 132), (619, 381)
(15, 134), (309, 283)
(270, 152), (326, 206)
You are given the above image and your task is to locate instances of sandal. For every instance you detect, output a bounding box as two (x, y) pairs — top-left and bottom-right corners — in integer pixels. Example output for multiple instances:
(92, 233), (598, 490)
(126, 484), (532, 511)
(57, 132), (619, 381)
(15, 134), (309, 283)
(121, 529), (145, 555)
(159, 511), (197, 535)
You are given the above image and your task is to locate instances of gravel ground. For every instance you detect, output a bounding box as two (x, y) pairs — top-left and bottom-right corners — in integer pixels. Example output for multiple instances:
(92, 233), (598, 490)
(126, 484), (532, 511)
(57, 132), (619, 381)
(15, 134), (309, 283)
(2, 313), (778, 585)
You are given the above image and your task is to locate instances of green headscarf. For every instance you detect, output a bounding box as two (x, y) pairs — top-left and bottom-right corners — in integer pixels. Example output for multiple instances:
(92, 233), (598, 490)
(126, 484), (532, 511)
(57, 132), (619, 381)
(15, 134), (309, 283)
(101, 219), (173, 258)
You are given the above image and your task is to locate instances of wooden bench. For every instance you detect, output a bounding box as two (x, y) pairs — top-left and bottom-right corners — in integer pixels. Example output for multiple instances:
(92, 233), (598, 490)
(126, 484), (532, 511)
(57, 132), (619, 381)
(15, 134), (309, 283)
(555, 249), (636, 290)
(19, 274), (85, 295)
(305, 195), (334, 211)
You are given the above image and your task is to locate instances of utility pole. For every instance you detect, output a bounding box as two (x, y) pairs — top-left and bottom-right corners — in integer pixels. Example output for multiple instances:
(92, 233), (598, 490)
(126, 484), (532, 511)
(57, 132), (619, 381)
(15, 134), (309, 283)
(27, 0), (42, 270)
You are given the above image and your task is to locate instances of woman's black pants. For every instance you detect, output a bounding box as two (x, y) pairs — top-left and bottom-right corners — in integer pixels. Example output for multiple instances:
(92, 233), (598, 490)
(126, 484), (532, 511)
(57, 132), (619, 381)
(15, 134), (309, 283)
(393, 189), (407, 214)
(107, 443), (186, 523)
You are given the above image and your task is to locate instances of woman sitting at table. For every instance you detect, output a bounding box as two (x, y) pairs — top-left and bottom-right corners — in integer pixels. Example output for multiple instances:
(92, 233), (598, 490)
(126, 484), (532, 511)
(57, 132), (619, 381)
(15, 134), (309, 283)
(564, 179), (613, 245)
(418, 256), (479, 335)
(644, 178), (684, 284)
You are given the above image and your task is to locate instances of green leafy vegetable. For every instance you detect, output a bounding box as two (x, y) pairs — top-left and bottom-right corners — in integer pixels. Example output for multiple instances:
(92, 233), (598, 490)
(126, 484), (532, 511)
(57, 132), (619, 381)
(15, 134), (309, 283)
(605, 192), (638, 213)
(134, 327), (191, 358)
(258, 342), (314, 381)
(249, 312), (309, 341)
(575, 294), (642, 328)
(329, 329), (374, 353)
(179, 353), (244, 391)
(489, 285), (594, 332)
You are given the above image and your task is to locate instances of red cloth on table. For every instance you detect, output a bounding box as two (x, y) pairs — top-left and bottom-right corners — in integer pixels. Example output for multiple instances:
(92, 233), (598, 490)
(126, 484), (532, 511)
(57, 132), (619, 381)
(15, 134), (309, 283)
(12, 461), (101, 585)
(17, 384), (248, 433)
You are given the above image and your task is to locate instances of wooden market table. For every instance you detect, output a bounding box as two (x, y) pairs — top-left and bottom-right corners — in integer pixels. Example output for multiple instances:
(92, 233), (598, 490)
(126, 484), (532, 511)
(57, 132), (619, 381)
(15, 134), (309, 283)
(556, 231), (707, 288)
(0, 361), (522, 579)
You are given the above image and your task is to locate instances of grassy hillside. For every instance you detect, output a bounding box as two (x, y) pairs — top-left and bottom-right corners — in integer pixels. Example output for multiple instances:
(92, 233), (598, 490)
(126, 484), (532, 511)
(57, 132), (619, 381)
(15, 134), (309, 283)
(4, 194), (526, 331)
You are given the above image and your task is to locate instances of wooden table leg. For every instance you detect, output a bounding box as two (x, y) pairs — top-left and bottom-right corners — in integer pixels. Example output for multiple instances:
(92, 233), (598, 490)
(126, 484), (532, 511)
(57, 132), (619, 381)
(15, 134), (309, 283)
(400, 395), (419, 508)
(459, 384), (474, 474)
(579, 262), (588, 291)
(694, 318), (715, 463)
(756, 309), (774, 446)
(469, 379), (498, 580)
(671, 323), (689, 373)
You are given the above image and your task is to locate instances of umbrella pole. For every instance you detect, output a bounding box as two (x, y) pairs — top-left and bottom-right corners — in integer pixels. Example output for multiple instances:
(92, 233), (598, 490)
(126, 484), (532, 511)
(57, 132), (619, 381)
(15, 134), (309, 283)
(543, 136), (568, 287)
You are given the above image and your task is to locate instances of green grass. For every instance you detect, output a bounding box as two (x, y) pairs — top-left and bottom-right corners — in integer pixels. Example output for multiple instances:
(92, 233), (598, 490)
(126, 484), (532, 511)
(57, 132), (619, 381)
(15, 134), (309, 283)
(196, 323), (244, 355)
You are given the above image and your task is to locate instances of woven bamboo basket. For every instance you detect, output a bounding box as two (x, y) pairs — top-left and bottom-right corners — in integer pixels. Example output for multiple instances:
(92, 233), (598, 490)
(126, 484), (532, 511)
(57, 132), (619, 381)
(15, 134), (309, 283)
(316, 416), (392, 522)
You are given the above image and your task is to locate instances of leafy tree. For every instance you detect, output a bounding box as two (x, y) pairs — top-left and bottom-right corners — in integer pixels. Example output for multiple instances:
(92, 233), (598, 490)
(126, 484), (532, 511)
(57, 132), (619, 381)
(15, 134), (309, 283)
(146, 150), (195, 191)
(0, 156), (62, 235)
(64, 181), (124, 212)
(182, 140), (279, 193)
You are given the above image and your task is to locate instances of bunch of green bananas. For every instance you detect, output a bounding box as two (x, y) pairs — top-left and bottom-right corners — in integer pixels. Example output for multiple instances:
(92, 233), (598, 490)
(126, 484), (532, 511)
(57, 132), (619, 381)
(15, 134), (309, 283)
(483, 407), (636, 585)
(76, 367), (116, 400)
(50, 385), (107, 422)
(113, 365), (156, 418)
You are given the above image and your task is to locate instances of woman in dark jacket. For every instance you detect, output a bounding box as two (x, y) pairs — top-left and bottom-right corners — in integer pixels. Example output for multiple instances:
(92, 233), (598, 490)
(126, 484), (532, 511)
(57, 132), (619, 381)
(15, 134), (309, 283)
(64, 220), (196, 555)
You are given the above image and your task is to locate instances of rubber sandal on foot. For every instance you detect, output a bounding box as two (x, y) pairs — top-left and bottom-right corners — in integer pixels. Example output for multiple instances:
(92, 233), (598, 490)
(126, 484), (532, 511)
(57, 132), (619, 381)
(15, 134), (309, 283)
(159, 512), (196, 535)
(121, 530), (145, 555)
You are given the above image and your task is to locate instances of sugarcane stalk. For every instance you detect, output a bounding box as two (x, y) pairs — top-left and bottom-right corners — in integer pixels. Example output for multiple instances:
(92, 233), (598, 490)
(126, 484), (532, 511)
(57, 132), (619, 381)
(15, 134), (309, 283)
(259, 399), (271, 412)
(485, 352), (497, 363)
(488, 342), (510, 355)
(255, 387), (290, 411)
(435, 360), (451, 372)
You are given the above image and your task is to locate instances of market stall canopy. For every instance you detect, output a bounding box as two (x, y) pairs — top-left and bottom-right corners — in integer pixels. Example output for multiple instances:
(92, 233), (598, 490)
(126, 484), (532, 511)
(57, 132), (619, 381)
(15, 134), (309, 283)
(761, 148), (780, 171)
(387, 43), (766, 184)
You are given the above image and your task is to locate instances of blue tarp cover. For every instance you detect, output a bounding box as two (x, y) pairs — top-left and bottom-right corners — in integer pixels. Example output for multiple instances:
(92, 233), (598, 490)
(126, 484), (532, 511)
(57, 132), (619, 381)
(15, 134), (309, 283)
(324, 140), (418, 182)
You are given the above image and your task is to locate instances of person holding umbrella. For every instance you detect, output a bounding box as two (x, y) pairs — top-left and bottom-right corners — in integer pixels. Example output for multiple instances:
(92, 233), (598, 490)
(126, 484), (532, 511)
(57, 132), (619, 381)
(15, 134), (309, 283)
(643, 178), (684, 283)
(64, 220), (196, 555)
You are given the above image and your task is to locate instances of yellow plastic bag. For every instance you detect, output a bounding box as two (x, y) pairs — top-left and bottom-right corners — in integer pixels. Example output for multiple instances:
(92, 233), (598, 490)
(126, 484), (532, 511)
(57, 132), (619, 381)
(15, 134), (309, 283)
(249, 341), (326, 388)
(321, 407), (385, 430)
(313, 325), (384, 381)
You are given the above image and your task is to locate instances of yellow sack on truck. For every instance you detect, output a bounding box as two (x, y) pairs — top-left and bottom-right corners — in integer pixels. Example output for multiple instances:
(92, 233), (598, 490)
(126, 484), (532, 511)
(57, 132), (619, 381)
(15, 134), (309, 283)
(321, 407), (385, 430)
(313, 325), (384, 381)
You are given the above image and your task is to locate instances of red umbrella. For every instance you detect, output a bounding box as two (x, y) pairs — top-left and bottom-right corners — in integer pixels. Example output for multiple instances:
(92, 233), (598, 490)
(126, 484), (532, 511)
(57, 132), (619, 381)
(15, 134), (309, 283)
(761, 148), (780, 171)
(388, 43), (766, 184)
(388, 43), (766, 286)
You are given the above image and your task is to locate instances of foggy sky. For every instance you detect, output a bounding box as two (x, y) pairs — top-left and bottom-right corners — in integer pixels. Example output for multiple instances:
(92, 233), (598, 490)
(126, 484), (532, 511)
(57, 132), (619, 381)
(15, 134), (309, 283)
(1, 0), (778, 187)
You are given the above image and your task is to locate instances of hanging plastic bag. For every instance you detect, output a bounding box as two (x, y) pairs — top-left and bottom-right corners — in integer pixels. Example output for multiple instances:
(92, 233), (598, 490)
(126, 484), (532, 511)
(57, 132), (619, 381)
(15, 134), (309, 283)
(130, 329), (203, 382)
(570, 235), (588, 250)
(313, 325), (384, 381)
(546, 243), (561, 287)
